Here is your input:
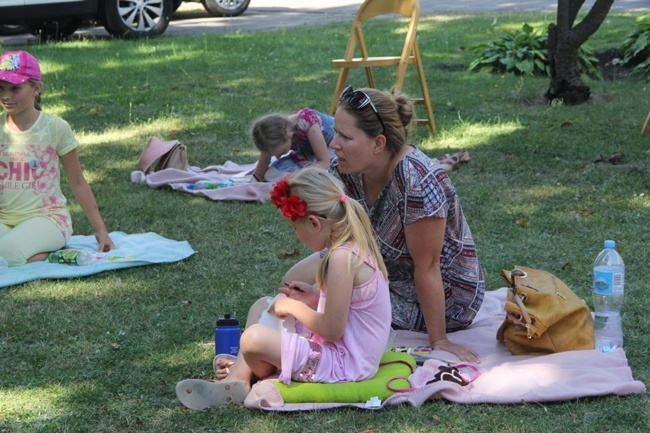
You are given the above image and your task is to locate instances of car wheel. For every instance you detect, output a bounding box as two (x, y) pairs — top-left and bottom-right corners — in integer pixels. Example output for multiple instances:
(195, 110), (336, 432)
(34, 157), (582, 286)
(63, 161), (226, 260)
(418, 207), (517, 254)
(0, 24), (26, 36)
(201, 0), (250, 17)
(26, 18), (82, 40)
(103, 0), (173, 38)
(172, 0), (183, 12)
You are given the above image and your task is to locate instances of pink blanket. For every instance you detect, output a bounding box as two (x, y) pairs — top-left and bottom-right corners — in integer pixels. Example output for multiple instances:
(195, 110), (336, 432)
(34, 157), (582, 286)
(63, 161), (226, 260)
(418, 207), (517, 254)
(131, 151), (475, 203)
(131, 163), (274, 202)
(245, 288), (646, 410)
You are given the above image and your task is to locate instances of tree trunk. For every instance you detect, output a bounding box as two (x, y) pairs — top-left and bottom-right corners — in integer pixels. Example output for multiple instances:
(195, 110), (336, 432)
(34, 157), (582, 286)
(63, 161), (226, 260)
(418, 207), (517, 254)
(545, 0), (614, 105)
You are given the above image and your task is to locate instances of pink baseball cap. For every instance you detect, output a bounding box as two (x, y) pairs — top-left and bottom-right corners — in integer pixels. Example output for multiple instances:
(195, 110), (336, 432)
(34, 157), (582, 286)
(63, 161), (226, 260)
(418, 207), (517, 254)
(0, 51), (42, 84)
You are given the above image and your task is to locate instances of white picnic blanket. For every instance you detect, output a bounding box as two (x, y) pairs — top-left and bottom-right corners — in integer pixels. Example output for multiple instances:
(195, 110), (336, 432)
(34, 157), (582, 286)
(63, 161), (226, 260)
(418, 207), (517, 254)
(0, 231), (195, 288)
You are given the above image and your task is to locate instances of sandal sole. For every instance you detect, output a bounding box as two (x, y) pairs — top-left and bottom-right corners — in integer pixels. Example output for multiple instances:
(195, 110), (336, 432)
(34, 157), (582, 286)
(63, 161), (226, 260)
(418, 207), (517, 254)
(176, 379), (249, 410)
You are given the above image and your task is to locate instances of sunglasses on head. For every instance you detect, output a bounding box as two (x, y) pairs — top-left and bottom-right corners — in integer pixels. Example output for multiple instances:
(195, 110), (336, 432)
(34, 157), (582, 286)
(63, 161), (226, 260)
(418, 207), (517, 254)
(339, 85), (386, 135)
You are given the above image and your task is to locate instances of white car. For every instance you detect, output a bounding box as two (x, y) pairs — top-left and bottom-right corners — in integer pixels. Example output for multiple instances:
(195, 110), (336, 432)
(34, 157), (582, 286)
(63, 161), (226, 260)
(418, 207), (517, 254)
(0, 0), (251, 40)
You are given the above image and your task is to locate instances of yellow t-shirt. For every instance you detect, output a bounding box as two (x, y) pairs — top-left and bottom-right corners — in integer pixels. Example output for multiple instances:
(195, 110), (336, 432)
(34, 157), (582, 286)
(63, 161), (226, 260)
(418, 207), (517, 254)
(0, 111), (78, 238)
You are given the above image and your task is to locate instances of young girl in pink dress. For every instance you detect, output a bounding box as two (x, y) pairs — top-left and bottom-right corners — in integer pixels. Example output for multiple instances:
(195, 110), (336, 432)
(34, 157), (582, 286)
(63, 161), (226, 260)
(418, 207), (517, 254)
(176, 166), (391, 409)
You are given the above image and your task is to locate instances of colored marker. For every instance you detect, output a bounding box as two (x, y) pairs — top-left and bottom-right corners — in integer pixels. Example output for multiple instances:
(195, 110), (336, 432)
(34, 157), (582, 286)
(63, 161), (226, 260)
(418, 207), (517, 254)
(284, 281), (305, 293)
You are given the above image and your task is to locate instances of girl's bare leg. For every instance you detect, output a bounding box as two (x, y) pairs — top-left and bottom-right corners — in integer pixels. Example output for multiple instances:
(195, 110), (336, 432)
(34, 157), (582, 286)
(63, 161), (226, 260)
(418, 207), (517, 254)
(218, 324), (283, 385)
(214, 254), (320, 379)
(239, 324), (283, 379)
(214, 297), (274, 379)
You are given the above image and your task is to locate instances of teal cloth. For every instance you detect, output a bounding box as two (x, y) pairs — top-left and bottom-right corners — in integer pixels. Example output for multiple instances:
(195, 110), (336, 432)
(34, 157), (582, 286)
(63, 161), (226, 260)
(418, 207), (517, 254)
(0, 231), (195, 288)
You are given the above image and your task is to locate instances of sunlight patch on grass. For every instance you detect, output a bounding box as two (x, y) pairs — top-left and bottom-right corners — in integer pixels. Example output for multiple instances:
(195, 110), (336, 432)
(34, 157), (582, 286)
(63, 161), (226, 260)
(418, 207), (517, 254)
(420, 14), (472, 26)
(0, 385), (66, 419)
(428, 117), (523, 150)
(631, 192), (650, 208)
(73, 115), (218, 146)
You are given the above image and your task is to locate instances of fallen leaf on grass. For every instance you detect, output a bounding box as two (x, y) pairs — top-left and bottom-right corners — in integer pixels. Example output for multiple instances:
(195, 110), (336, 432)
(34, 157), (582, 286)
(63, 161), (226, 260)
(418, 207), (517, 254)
(280, 248), (300, 258)
(197, 342), (215, 349)
(608, 152), (624, 165)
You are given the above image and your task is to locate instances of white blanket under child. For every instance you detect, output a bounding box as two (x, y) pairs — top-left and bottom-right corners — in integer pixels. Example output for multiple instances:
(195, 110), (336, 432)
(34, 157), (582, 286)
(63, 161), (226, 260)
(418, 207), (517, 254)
(0, 232), (195, 289)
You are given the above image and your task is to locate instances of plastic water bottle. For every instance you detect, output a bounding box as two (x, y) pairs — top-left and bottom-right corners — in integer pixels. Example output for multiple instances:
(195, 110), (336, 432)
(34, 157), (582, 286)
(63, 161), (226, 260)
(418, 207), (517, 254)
(0, 256), (8, 272)
(215, 313), (240, 356)
(47, 249), (95, 266)
(592, 240), (625, 352)
(187, 180), (233, 190)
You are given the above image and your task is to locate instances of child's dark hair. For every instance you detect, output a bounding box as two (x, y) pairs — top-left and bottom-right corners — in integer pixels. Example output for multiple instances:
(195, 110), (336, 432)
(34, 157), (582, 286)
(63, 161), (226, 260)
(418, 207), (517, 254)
(251, 113), (289, 152)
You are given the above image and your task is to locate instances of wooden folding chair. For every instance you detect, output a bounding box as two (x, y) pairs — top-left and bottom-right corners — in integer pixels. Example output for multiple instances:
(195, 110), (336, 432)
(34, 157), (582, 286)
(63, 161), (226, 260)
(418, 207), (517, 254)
(330, 0), (436, 135)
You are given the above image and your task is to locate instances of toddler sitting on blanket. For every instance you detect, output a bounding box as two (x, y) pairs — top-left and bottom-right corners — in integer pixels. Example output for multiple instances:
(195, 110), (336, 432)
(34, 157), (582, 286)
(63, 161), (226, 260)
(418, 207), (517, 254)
(176, 167), (391, 409)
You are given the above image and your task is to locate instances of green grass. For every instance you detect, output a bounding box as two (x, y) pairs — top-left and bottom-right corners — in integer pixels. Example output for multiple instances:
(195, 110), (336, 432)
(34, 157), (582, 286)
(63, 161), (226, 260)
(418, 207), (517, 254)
(1, 10), (649, 433)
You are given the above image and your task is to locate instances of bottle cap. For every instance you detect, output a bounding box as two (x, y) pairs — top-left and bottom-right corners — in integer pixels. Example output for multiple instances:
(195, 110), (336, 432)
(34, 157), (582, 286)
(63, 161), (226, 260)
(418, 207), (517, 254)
(604, 240), (615, 249)
(217, 313), (239, 327)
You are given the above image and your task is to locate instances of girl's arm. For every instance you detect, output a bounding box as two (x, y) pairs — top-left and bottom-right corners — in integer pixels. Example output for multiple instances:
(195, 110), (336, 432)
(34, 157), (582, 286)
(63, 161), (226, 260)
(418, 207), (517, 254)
(306, 124), (331, 170)
(61, 149), (114, 252)
(271, 248), (354, 341)
(252, 152), (272, 182)
(404, 216), (479, 363)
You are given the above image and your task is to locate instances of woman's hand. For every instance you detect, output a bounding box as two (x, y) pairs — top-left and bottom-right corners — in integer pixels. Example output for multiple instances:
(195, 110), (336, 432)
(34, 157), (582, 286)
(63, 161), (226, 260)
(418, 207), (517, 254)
(278, 281), (319, 307)
(432, 338), (480, 364)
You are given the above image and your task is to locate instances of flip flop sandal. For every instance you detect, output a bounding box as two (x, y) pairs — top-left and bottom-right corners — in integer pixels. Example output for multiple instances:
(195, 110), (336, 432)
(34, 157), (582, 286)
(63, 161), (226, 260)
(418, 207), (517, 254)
(213, 353), (237, 376)
(457, 150), (471, 163)
(176, 379), (249, 410)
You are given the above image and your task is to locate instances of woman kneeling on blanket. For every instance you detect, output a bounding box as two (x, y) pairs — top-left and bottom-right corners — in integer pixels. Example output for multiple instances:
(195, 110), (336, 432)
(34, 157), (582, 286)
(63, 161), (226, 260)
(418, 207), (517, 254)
(176, 167), (391, 410)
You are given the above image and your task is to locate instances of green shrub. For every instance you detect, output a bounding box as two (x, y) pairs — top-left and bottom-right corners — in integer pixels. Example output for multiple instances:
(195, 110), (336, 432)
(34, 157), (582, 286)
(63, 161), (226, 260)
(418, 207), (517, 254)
(620, 13), (650, 79)
(468, 23), (602, 79)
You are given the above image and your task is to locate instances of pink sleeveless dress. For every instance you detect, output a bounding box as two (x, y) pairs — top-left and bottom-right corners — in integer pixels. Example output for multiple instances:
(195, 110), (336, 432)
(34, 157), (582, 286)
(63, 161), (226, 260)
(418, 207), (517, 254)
(278, 242), (391, 384)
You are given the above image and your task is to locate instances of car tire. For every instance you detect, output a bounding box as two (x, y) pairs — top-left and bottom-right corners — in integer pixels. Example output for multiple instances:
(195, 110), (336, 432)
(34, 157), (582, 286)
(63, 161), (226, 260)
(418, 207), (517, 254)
(26, 17), (82, 40)
(102, 0), (173, 38)
(172, 0), (183, 12)
(201, 0), (250, 17)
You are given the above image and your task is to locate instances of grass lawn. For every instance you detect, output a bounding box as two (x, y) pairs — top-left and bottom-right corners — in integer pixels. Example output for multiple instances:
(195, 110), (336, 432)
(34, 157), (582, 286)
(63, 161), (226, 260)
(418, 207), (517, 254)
(1, 9), (649, 433)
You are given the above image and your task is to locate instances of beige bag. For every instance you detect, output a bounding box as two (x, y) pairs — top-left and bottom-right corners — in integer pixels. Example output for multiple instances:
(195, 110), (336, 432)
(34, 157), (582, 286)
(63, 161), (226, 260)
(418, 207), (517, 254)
(138, 136), (189, 174)
(496, 266), (595, 356)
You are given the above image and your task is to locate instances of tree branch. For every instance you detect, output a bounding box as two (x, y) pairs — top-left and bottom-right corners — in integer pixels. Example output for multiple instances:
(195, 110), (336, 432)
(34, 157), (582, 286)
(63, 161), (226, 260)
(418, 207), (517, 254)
(567, 0), (586, 27)
(570, 0), (615, 45)
(557, 0), (571, 36)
